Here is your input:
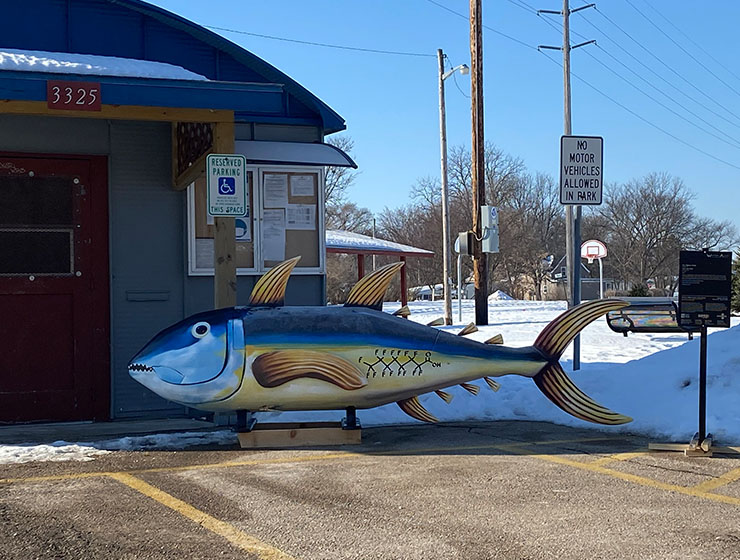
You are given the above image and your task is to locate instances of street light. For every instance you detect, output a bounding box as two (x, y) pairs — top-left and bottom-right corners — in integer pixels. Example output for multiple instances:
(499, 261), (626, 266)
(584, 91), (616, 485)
(438, 48), (469, 325)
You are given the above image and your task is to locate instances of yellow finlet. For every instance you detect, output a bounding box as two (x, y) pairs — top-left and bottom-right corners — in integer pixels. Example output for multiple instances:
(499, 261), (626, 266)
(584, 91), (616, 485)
(460, 382), (480, 395)
(484, 334), (504, 345)
(248, 256), (301, 306)
(426, 317), (445, 327)
(344, 261), (405, 311)
(397, 396), (438, 423)
(457, 323), (478, 336)
(484, 377), (501, 392)
(435, 389), (453, 404)
(252, 350), (367, 390)
(393, 305), (411, 318)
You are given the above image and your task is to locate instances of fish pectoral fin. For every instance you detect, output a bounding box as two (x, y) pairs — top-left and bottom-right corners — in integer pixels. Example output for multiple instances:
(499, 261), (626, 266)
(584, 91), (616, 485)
(534, 363), (631, 425)
(460, 382), (480, 395)
(397, 396), (438, 423)
(457, 323), (478, 336)
(435, 389), (453, 404)
(484, 377), (501, 392)
(344, 261), (405, 310)
(253, 350), (367, 390)
(249, 256), (301, 306)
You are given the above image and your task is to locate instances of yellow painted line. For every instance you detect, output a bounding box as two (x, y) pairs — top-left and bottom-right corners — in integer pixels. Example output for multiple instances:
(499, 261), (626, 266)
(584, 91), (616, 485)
(590, 451), (647, 467)
(0, 437), (624, 485)
(506, 446), (740, 507)
(692, 466), (740, 493)
(108, 472), (295, 560)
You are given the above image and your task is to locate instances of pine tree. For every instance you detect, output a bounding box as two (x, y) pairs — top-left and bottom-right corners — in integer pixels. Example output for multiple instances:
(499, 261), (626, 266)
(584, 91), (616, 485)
(732, 250), (740, 314)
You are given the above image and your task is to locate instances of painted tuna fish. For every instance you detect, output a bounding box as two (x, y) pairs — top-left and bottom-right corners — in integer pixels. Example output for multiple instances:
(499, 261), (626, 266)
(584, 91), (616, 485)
(129, 257), (631, 425)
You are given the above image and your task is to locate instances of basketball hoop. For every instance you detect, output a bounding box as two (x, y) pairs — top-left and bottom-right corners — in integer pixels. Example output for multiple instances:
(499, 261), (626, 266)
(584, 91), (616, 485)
(581, 240), (607, 299)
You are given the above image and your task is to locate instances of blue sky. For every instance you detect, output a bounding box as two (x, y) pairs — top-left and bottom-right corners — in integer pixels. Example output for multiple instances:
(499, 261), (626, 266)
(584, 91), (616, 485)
(151, 0), (740, 238)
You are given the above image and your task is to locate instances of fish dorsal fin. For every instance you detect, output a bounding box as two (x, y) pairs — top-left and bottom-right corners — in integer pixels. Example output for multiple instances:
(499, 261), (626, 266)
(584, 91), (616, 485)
(485, 334), (504, 345)
(458, 323), (478, 336)
(484, 377), (501, 392)
(397, 396), (438, 423)
(435, 389), (453, 404)
(344, 261), (405, 310)
(393, 305), (411, 318)
(249, 256), (301, 306)
(426, 317), (445, 327)
(460, 382), (480, 395)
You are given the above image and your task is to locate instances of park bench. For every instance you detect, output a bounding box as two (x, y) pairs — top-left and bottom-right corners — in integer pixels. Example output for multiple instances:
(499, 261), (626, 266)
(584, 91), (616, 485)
(606, 297), (694, 339)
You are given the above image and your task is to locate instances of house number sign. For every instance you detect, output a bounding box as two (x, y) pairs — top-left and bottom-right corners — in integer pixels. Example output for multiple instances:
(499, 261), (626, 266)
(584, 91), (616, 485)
(47, 81), (102, 111)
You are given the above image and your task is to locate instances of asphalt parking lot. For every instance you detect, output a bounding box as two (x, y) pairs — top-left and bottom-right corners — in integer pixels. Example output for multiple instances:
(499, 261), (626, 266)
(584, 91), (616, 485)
(1, 420), (740, 560)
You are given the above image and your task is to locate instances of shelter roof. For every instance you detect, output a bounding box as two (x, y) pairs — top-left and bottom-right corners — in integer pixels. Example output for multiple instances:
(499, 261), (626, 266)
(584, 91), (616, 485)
(326, 230), (434, 258)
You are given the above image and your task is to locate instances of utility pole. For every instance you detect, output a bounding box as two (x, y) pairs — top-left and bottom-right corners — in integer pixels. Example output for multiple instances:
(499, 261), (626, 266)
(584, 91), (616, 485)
(470, 0), (487, 326)
(538, 1), (594, 369)
(438, 48), (453, 325)
(438, 49), (469, 326)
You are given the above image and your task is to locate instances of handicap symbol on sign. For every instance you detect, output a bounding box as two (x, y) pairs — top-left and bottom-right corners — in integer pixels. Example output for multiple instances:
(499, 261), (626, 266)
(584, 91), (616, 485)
(218, 177), (236, 195)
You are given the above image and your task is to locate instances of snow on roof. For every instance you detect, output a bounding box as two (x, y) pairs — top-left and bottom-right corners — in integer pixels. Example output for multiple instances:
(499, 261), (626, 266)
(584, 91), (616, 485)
(326, 229), (434, 256)
(0, 48), (207, 81)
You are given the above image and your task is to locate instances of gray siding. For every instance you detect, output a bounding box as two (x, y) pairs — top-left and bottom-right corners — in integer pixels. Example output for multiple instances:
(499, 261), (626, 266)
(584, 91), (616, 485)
(108, 121), (187, 418)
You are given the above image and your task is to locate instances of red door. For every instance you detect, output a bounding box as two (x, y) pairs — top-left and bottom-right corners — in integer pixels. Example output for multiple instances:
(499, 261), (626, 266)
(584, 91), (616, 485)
(0, 154), (109, 422)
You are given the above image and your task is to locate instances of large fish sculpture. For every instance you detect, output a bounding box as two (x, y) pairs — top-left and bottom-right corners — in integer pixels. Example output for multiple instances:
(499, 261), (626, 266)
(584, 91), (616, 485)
(129, 257), (632, 425)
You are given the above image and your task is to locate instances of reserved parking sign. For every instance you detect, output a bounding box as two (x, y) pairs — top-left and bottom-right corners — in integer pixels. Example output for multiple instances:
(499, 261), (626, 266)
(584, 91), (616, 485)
(206, 154), (247, 217)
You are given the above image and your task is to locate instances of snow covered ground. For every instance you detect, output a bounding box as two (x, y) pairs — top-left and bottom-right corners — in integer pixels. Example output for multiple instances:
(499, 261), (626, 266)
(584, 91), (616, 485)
(3, 299), (738, 464)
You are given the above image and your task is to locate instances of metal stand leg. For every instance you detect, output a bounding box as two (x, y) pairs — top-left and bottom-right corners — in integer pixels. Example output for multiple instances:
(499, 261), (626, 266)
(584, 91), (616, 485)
(342, 406), (361, 430)
(235, 410), (256, 433)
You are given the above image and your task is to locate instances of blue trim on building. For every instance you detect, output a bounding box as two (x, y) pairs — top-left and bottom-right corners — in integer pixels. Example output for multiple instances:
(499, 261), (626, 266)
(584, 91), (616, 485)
(1, 0), (346, 132)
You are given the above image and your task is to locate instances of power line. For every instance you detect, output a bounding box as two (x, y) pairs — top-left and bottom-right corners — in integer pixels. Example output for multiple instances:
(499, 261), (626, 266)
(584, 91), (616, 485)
(539, 50), (740, 172)
(205, 25), (436, 58)
(538, 9), (740, 147)
(425, 0), (537, 51)
(586, 5), (740, 126)
(642, 0), (740, 86)
(573, 8), (740, 131)
(623, 0), (740, 100)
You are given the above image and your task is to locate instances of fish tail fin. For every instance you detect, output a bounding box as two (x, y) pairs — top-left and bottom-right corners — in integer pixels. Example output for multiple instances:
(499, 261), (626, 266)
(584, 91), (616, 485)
(532, 299), (632, 426)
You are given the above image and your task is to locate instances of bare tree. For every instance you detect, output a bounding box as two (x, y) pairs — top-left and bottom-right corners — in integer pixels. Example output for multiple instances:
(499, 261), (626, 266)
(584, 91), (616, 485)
(324, 135), (357, 207)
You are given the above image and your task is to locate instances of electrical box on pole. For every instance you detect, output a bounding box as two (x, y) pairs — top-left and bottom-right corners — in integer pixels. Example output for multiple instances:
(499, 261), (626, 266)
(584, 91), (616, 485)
(481, 205), (499, 253)
(458, 231), (474, 256)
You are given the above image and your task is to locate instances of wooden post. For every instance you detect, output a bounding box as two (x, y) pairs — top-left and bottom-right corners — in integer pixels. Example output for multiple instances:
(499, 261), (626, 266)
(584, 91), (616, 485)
(400, 256), (408, 306)
(357, 253), (365, 281)
(470, 0), (488, 325)
(213, 121), (236, 309)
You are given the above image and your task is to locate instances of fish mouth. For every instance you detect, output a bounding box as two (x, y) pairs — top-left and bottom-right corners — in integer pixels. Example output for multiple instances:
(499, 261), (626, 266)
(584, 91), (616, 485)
(128, 363), (154, 373)
(128, 363), (184, 384)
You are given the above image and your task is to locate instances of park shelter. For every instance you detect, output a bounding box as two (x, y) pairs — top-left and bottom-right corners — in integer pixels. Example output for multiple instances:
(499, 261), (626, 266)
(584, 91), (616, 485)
(0, 0), (355, 423)
(325, 230), (435, 306)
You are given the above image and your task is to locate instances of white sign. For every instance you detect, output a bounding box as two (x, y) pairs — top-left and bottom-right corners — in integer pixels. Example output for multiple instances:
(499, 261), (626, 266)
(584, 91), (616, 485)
(206, 154), (247, 217)
(560, 135), (603, 205)
(581, 239), (607, 262)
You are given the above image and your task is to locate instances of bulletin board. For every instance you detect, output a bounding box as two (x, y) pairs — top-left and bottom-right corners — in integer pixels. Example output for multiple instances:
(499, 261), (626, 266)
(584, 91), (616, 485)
(192, 171), (255, 270)
(259, 169), (321, 269)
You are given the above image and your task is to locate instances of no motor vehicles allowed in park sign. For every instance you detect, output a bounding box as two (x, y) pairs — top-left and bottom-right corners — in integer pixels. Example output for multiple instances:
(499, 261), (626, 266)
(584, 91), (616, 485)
(560, 135), (603, 205)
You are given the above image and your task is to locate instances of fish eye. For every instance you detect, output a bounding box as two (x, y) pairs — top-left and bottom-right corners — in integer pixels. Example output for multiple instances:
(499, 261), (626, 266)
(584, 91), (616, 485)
(191, 322), (210, 338)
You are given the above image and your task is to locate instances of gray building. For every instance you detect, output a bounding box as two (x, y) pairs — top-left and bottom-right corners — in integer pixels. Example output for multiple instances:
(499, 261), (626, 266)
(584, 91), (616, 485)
(0, 0), (354, 423)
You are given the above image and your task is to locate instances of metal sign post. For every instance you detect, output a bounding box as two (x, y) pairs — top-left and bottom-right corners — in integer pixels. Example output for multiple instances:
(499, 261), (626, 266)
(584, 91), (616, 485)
(677, 249), (732, 454)
(560, 136), (603, 370)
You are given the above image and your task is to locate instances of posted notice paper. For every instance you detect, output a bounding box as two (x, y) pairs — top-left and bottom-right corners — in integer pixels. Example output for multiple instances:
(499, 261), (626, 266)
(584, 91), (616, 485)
(289, 174), (315, 197)
(286, 204), (316, 230)
(262, 208), (286, 261)
(263, 173), (289, 208)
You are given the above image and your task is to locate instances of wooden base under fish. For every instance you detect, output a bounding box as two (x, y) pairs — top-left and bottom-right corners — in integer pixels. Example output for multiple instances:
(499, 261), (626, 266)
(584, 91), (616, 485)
(236, 421), (362, 448)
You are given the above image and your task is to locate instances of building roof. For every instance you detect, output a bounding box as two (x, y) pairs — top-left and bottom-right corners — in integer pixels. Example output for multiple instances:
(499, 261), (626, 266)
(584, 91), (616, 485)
(0, 0), (345, 132)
